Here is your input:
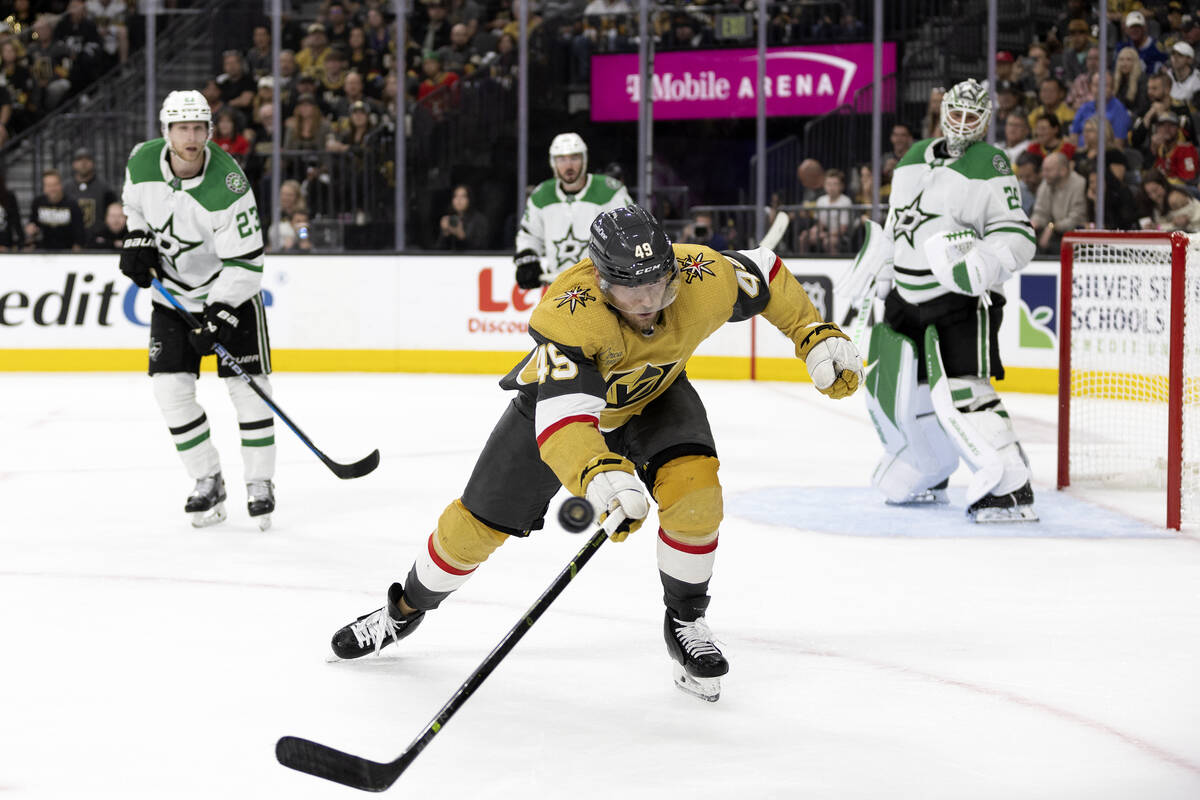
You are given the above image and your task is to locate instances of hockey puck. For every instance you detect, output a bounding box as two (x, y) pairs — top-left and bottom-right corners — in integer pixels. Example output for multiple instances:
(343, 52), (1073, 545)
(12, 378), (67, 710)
(558, 496), (595, 533)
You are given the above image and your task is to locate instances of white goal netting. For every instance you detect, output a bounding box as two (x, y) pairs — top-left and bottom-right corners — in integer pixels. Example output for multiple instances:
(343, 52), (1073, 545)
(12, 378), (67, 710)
(1066, 236), (1200, 524)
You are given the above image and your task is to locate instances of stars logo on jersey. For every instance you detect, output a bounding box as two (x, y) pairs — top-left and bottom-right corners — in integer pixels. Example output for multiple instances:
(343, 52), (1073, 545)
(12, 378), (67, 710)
(605, 361), (679, 408)
(890, 191), (941, 249)
(992, 154), (1011, 175)
(678, 253), (716, 284)
(150, 214), (203, 269)
(551, 228), (589, 270)
(554, 285), (597, 313)
(225, 172), (250, 194)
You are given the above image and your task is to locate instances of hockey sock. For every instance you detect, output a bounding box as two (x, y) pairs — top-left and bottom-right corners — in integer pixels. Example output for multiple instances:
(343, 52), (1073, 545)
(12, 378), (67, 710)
(657, 528), (716, 621)
(404, 500), (508, 611)
(225, 375), (275, 482)
(153, 372), (220, 479)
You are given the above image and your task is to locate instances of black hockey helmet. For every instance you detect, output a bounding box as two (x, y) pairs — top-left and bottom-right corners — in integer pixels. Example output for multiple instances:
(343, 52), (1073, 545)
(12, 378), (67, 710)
(589, 205), (676, 287)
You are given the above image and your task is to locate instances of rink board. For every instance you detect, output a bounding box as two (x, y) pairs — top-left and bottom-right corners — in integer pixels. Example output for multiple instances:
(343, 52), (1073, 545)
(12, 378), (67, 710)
(0, 253), (1060, 391)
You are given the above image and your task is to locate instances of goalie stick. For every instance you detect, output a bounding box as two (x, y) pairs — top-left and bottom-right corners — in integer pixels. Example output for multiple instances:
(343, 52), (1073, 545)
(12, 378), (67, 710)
(151, 279), (380, 480)
(276, 508), (628, 792)
(759, 209), (790, 251)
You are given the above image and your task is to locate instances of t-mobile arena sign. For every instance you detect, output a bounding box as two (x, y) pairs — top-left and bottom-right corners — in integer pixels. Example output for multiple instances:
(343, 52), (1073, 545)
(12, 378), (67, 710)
(590, 44), (895, 121)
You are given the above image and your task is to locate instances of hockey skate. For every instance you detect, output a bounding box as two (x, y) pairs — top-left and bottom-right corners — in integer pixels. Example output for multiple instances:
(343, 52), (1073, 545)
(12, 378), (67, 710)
(246, 480), (275, 531)
(330, 582), (426, 660)
(886, 478), (950, 506)
(967, 481), (1038, 523)
(664, 612), (728, 702)
(185, 473), (227, 528)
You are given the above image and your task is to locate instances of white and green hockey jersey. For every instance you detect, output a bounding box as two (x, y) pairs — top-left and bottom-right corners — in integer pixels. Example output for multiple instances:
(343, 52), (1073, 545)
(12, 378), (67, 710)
(121, 139), (265, 313)
(883, 137), (1036, 305)
(516, 173), (633, 276)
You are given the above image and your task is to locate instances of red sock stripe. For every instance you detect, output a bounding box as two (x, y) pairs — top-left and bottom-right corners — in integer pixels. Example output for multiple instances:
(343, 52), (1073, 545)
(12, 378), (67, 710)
(768, 255), (782, 282)
(536, 415), (599, 447)
(658, 527), (718, 554)
(427, 534), (475, 576)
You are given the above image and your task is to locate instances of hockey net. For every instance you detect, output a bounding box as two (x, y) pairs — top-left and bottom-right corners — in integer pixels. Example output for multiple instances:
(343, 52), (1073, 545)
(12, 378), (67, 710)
(1057, 231), (1200, 529)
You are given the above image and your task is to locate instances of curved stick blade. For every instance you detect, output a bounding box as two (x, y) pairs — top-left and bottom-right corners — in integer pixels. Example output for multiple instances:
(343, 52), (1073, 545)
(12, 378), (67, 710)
(326, 449), (381, 480)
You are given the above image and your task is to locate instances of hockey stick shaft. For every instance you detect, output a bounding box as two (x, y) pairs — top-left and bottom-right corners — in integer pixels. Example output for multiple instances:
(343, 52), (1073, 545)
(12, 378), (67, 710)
(150, 279), (379, 479)
(276, 511), (628, 792)
(760, 209), (790, 250)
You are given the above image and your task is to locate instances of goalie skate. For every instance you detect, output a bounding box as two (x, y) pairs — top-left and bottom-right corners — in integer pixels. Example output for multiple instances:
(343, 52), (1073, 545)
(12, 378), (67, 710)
(967, 482), (1038, 523)
(664, 613), (728, 703)
(185, 473), (227, 528)
(885, 478), (949, 506)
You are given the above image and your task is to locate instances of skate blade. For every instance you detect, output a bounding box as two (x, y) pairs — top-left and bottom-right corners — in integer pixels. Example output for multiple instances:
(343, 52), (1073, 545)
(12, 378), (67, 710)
(970, 504), (1039, 523)
(191, 503), (227, 528)
(672, 663), (721, 702)
(255, 514), (272, 532)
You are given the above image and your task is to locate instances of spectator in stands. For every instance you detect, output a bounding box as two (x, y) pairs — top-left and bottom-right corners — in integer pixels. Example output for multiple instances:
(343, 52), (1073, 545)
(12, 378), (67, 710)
(364, 7), (393, 58)
(318, 46), (349, 108)
(1058, 18), (1094, 85)
(436, 184), (488, 250)
(26, 16), (71, 112)
(1003, 112), (1033, 163)
(416, 50), (458, 119)
(26, 168), (84, 251)
(252, 76), (274, 125)
(853, 162), (884, 205)
(1028, 76), (1075, 132)
(883, 122), (914, 165)
(1162, 1), (1189, 50)
(286, 93), (333, 151)
(1069, 71), (1132, 146)
(921, 86), (943, 139)
(438, 23), (479, 76)
(1065, 46), (1100, 109)
(1014, 43), (1051, 100)
(276, 49), (298, 104)
(1148, 112), (1199, 184)
(217, 50), (256, 120)
(1, 39), (35, 132)
(7, 0), (35, 40)
(1116, 10), (1169, 76)
(345, 26), (382, 90)
(67, 146), (115, 235)
(682, 210), (729, 251)
(328, 99), (377, 152)
(994, 80), (1026, 123)
(804, 168), (851, 254)
(415, 1), (452, 55)
(246, 24), (272, 78)
(446, 0), (487, 42)
(995, 50), (1020, 92)
(296, 22), (331, 78)
(663, 12), (713, 49)
(1072, 117), (1119, 175)
(245, 98), (276, 190)
(0, 80), (12, 147)
(1165, 41), (1200, 105)
(332, 70), (379, 119)
(90, 0), (126, 67)
(269, 179), (306, 250)
(1028, 113), (1077, 160)
(1113, 46), (1148, 114)
(1083, 151), (1137, 230)
(280, 210), (313, 252)
(325, 2), (352, 48)
(1015, 151), (1042, 216)
(53, 0), (102, 96)
(0, 168), (23, 251)
(1137, 168), (1173, 229)
(86, 200), (126, 249)
(1030, 152), (1087, 255)
(1130, 71), (1195, 152)
(213, 108), (251, 163)
(1166, 184), (1200, 231)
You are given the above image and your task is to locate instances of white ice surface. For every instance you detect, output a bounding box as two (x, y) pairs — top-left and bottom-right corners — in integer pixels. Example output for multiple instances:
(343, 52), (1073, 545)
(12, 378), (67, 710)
(2, 373), (1199, 799)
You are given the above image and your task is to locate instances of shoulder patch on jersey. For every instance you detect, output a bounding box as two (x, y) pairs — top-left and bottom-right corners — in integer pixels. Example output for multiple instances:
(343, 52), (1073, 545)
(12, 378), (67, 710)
(553, 285), (598, 313)
(604, 176), (621, 190)
(992, 153), (1012, 175)
(225, 172), (250, 194)
(678, 252), (716, 284)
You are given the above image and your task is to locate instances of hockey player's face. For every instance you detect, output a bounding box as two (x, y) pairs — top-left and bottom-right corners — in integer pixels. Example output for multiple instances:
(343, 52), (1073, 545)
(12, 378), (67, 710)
(169, 122), (209, 162)
(600, 268), (679, 334)
(554, 154), (584, 184)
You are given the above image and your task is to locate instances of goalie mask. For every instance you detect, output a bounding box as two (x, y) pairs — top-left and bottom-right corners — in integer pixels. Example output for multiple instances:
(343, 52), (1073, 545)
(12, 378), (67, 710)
(940, 79), (991, 156)
(589, 205), (680, 315)
(159, 89), (213, 142)
(548, 132), (588, 181)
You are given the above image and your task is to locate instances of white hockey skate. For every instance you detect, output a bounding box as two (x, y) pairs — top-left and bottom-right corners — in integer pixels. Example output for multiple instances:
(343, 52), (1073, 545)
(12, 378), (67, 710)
(247, 480), (275, 531)
(885, 478), (949, 506)
(664, 613), (728, 703)
(186, 473), (227, 528)
(968, 482), (1038, 523)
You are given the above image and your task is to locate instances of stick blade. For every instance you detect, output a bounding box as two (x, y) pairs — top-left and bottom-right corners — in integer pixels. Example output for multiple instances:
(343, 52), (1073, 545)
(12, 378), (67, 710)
(326, 448), (381, 480)
(276, 735), (398, 792)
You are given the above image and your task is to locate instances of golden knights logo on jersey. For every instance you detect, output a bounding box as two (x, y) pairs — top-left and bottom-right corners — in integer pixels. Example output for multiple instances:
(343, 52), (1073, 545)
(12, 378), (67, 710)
(605, 360), (678, 407)
(554, 285), (597, 313)
(678, 253), (716, 284)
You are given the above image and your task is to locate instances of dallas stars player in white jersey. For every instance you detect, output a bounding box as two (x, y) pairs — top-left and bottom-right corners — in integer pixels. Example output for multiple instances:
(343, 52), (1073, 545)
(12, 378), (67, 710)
(844, 79), (1039, 522)
(119, 89), (277, 530)
(513, 132), (634, 289)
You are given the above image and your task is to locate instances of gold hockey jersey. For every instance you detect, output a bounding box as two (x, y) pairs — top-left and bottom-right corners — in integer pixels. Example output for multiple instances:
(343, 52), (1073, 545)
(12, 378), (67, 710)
(499, 243), (839, 495)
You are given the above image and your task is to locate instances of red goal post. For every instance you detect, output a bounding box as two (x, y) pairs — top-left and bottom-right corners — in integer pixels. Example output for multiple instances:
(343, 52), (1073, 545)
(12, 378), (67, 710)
(1057, 230), (1193, 529)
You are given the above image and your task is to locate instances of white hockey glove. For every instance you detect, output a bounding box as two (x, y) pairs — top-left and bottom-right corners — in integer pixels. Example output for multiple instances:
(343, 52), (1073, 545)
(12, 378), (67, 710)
(581, 453), (650, 542)
(838, 218), (893, 307)
(800, 323), (864, 399)
(924, 229), (1012, 297)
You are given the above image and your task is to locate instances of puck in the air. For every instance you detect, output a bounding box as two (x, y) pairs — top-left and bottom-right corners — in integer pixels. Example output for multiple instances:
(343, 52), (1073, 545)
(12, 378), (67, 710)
(558, 496), (595, 533)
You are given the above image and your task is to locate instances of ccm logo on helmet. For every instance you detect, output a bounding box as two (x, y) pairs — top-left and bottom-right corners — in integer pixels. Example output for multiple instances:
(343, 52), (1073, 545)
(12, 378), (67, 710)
(634, 265), (661, 275)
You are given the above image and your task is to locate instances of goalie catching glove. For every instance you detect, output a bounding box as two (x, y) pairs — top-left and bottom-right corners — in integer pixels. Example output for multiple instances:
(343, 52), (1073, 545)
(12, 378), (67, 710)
(514, 249), (545, 290)
(187, 302), (240, 355)
(119, 230), (159, 288)
(799, 322), (864, 399)
(923, 229), (1016, 296)
(580, 453), (650, 541)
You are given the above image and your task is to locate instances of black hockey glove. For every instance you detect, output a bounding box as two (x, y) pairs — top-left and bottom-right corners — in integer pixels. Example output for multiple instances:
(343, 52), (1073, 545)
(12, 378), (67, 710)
(188, 302), (240, 355)
(514, 249), (543, 290)
(119, 230), (159, 288)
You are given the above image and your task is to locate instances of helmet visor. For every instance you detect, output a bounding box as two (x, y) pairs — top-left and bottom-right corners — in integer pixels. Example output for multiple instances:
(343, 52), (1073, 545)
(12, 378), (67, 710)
(600, 270), (680, 314)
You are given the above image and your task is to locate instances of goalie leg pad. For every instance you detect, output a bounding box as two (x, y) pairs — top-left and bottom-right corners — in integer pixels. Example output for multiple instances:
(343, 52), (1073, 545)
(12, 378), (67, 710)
(865, 324), (958, 503)
(153, 372), (220, 479)
(405, 498), (509, 610)
(925, 326), (1030, 507)
(226, 375), (275, 482)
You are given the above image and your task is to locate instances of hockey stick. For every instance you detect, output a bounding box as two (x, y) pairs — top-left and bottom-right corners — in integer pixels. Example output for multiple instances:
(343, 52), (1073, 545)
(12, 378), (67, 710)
(276, 509), (628, 792)
(150, 279), (380, 480)
(759, 209), (790, 250)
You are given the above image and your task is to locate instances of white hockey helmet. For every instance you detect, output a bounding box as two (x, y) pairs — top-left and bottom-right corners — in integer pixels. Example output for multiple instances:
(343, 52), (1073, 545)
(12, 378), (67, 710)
(159, 89), (212, 141)
(940, 78), (991, 156)
(548, 132), (588, 176)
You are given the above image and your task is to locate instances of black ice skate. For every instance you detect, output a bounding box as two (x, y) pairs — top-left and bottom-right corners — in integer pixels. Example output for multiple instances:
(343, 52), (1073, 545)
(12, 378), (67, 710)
(664, 612), (729, 702)
(330, 582), (425, 660)
(185, 472), (227, 528)
(246, 480), (275, 531)
(967, 481), (1038, 523)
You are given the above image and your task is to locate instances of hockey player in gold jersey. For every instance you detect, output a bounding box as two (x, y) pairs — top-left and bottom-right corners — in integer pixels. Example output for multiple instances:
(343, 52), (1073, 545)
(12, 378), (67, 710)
(330, 206), (863, 701)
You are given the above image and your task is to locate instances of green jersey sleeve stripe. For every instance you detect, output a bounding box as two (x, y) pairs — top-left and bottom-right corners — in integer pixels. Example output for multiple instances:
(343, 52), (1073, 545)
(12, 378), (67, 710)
(224, 259), (263, 272)
(984, 227), (1037, 244)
